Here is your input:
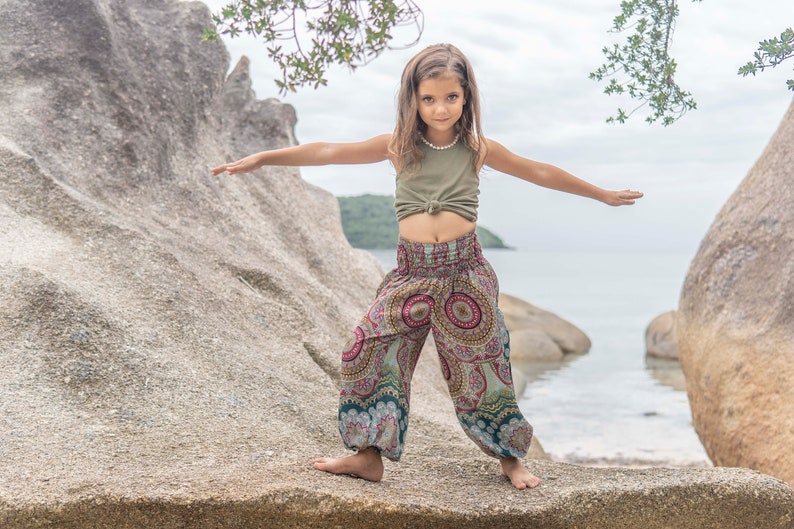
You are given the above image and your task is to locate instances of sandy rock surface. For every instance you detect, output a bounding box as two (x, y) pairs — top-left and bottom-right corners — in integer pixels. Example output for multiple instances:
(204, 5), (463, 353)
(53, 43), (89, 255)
(2, 460), (793, 529)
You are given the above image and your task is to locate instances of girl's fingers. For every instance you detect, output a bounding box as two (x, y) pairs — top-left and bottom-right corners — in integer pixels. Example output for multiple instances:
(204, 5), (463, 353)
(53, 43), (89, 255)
(607, 190), (642, 206)
(211, 162), (241, 175)
(620, 190), (643, 201)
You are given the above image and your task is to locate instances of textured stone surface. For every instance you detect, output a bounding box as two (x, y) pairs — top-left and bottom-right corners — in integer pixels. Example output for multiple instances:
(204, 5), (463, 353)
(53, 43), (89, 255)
(0, 1), (792, 527)
(645, 310), (678, 360)
(678, 99), (794, 487)
(1, 461), (792, 529)
(509, 326), (565, 361)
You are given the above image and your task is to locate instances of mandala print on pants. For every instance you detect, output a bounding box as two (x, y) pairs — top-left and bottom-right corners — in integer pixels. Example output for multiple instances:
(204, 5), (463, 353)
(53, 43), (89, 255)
(338, 231), (533, 461)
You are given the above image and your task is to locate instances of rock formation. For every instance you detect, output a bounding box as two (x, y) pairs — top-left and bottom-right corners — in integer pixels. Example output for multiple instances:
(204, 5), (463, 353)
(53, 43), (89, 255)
(499, 293), (591, 361)
(678, 98), (794, 487)
(0, 1), (792, 527)
(645, 310), (678, 360)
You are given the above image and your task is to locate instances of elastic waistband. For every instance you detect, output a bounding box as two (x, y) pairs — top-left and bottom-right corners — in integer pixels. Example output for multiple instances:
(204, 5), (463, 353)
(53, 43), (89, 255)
(396, 231), (482, 271)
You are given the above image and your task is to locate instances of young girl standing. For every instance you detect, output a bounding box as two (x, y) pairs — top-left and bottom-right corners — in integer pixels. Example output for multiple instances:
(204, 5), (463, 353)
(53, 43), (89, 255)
(213, 43), (643, 490)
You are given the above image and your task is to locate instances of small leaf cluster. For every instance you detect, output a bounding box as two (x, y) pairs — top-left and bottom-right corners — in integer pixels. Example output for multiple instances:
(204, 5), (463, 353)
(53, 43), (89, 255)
(203, 0), (423, 95)
(590, 0), (700, 126)
(738, 27), (794, 91)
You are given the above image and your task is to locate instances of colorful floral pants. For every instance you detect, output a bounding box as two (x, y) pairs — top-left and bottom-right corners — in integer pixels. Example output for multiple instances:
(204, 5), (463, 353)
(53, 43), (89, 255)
(338, 231), (533, 461)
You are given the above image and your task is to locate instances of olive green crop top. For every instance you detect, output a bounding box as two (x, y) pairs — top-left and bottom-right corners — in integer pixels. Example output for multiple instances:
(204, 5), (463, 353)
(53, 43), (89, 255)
(394, 142), (480, 222)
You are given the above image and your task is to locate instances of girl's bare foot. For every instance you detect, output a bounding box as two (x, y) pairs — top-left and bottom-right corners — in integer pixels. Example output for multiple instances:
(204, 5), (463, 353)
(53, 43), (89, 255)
(312, 447), (384, 482)
(500, 456), (541, 489)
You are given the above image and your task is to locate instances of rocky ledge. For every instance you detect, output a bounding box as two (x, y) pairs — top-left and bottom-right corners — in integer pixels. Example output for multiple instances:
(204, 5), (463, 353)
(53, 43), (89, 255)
(2, 459), (792, 529)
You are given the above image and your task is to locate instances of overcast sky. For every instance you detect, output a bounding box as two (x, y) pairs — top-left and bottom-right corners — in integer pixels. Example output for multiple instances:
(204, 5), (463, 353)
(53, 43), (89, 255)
(202, 0), (793, 252)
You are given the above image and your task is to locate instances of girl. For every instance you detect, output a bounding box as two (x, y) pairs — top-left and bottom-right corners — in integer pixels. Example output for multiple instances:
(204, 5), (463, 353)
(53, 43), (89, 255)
(213, 43), (643, 490)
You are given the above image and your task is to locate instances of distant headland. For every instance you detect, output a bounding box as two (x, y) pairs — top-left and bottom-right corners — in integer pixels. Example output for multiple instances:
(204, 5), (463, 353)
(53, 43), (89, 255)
(338, 194), (509, 249)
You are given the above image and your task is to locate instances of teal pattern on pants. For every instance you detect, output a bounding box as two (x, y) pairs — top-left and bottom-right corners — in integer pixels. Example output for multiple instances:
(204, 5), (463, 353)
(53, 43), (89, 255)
(338, 231), (533, 461)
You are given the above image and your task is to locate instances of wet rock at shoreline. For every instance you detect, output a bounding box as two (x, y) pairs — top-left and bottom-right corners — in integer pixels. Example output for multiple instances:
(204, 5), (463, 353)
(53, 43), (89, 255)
(645, 310), (678, 360)
(499, 293), (591, 361)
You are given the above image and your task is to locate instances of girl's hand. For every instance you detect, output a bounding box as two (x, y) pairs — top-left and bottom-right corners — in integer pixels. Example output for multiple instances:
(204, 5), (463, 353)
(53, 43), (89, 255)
(212, 153), (263, 176)
(602, 189), (644, 206)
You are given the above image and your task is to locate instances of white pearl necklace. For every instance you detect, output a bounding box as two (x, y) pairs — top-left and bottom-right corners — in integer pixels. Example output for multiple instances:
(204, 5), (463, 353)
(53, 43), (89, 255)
(420, 133), (459, 150)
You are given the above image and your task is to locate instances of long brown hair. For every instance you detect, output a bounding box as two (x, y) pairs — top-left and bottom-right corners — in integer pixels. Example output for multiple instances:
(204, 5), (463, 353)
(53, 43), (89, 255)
(388, 43), (486, 176)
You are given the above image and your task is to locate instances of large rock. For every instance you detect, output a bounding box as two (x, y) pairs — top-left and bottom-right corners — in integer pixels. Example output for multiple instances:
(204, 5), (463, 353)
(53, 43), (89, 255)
(678, 99), (794, 487)
(0, 0), (386, 504)
(0, 1), (792, 527)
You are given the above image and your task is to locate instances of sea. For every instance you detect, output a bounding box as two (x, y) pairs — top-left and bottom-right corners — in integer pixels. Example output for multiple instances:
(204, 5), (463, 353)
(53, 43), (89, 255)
(368, 247), (711, 467)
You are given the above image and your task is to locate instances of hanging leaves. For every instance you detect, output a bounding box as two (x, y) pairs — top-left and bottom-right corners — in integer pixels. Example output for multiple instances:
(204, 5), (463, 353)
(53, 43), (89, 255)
(738, 27), (794, 91)
(203, 0), (423, 95)
(589, 0), (700, 126)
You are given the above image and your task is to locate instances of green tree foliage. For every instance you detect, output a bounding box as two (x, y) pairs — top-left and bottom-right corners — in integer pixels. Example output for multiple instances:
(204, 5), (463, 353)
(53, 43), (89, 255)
(203, 0), (423, 94)
(590, 0), (700, 126)
(591, 1), (793, 126)
(738, 27), (794, 91)
(338, 194), (399, 249)
(337, 194), (508, 249)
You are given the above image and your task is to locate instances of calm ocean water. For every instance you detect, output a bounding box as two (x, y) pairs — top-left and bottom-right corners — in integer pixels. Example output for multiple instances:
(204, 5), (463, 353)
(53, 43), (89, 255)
(368, 247), (711, 467)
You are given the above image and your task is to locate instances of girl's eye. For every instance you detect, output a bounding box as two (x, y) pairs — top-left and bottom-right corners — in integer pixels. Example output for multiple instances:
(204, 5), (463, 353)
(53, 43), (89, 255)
(422, 96), (433, 103)
(448, 94), (458, 101)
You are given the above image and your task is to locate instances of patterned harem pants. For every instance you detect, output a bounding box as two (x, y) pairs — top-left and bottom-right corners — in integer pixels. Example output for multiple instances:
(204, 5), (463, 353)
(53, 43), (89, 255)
(337, 231), (533, 461)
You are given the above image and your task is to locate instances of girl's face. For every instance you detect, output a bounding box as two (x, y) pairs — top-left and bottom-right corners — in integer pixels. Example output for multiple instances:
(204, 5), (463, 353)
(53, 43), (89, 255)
(416, 73), (466, 143)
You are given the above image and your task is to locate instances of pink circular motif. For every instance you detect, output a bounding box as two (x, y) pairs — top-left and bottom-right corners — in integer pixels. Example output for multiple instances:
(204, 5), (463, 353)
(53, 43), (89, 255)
(433, 282), (495, 347)
(445, 292), (482, 329)
(342, 326), (365, 362)
(402, 294), (434, 328)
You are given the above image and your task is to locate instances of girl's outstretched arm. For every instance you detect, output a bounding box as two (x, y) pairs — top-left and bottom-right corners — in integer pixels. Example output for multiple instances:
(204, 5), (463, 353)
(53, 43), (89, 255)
(212, 134), (391, 176)
(483, 138), (643, 206)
